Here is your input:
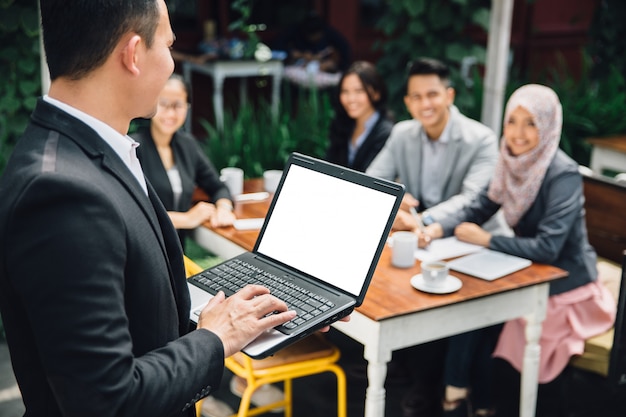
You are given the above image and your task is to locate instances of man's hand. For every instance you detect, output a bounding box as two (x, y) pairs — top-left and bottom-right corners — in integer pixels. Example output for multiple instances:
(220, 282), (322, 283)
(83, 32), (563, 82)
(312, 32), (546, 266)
(399, 193), (419, 212)
(392, 210), (419, 231)
(197, 285), (296, 358)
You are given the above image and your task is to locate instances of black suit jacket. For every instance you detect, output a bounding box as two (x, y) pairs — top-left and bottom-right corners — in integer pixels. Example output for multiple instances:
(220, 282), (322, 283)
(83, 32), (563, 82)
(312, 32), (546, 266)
(0, 100), (224, 417)
(325, 115), (393, 172)
(133, 128), (231, 214)
(133, 128), (231, 247)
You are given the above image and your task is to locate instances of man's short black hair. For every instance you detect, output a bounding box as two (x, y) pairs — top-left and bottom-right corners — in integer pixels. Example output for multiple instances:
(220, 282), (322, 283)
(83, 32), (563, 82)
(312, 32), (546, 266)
(40, 0), (161, 81)
(405, 57), (452, 92)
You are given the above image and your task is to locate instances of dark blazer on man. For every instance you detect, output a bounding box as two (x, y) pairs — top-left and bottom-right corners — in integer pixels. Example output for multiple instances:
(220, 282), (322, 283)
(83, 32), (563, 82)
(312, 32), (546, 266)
(0, 100), (223, 417)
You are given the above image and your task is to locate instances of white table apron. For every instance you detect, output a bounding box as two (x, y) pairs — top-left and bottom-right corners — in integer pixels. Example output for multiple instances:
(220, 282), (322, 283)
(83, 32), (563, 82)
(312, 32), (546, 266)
(193, 226), (549, 417)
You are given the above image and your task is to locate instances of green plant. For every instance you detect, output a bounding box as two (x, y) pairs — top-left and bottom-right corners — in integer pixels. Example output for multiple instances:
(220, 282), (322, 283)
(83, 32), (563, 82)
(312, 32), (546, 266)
(200, 87), (333, 177)
(228, 0), (262, 59)
(184, 238), (223, 270)
(544, 55), (626, 167)
(0, 1), (40, 175)
(374, 0), (491, 120)
(0, 1), (40, 341)
(587, 0), (626, 81)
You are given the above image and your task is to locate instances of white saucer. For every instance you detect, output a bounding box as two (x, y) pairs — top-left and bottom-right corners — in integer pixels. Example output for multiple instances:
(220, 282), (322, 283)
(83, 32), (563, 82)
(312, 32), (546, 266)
(410, 274), (462, 294)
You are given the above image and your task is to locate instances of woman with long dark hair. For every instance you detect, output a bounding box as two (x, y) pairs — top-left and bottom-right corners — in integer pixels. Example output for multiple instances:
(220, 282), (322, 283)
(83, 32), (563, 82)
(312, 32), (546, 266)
(325, 61), (393, 172)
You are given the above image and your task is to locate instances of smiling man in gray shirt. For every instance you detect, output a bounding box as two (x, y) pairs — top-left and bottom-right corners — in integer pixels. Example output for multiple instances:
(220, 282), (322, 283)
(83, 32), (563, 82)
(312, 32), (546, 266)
(366, 57), (508, 417)
(367, 57), (508, 238)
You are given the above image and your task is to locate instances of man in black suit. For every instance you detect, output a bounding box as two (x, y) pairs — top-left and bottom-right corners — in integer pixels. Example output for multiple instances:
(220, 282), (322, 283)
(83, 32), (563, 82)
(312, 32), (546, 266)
(0, 1), (296, 416)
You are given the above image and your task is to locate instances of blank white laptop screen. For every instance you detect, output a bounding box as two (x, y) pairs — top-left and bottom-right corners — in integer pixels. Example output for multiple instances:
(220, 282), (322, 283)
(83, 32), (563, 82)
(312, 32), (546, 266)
(256, 164), (396, 296)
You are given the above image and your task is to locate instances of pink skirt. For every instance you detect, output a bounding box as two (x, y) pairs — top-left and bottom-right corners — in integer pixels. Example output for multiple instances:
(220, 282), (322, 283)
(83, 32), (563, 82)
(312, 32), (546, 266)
(492, 280), (616, 383)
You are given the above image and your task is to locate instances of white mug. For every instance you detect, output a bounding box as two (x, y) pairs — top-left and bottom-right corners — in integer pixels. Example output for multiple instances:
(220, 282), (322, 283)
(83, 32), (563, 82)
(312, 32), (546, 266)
(421, 261), (449, 288)
(263, 170), (282, 193)
(391, 231), (417, 268)
(220, 167), (244, 197)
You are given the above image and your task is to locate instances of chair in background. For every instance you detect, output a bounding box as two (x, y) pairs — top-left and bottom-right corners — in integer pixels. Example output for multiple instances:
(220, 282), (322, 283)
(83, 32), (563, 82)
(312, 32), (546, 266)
(183, 255), (211, 417)
(570, 250), (626, 389)
(183, 255), (347, 417)
(184, 254), (204, 276)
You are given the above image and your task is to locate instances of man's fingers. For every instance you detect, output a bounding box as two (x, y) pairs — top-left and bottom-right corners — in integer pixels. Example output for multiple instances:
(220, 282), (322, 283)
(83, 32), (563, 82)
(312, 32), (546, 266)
(236, 284), (271, 299)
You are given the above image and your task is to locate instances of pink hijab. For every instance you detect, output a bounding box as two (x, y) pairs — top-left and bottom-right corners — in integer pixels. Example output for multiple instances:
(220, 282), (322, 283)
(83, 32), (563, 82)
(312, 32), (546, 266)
(487, 84), (563, 227)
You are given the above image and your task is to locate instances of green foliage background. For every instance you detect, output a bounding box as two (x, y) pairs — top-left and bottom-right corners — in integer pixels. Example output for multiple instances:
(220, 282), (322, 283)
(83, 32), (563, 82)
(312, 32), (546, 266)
(201, 87), (333, 177)
(0, 0), (41, 340)
(0, 1), (40, 175)
(374, 0), (491, 121)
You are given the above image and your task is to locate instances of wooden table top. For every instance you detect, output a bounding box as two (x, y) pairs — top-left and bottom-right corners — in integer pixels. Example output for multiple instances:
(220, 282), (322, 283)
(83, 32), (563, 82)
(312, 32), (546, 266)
(587, 135), (626, 153)
(201, 179), (568, 322)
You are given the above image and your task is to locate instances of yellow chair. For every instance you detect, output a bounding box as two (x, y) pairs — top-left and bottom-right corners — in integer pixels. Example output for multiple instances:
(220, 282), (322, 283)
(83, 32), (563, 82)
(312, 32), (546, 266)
(225, 333), (347, 417)
(183, 255), (347, 417)
(184, 255), (205, 277)
(184, 255), (208, 417)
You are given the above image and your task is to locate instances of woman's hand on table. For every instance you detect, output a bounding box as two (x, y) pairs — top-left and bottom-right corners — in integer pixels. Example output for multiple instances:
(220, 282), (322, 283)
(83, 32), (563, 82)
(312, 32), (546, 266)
(168, 202), (215, 229)
(210, 199), (236, 228)
(454, 222), (491, 247)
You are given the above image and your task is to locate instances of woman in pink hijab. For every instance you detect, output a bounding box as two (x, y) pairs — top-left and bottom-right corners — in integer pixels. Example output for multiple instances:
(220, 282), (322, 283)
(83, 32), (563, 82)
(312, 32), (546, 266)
(419, 84), (616, 416)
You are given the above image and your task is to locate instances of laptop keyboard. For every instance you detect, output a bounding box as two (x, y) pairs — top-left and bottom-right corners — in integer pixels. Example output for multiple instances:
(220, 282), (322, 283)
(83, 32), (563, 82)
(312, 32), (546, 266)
(190, 258), (335, 334)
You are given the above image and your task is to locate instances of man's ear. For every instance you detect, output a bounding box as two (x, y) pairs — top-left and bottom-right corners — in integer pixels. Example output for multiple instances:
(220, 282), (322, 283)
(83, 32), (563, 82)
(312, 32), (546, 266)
(446, 87), (456, 105)
(121, 34), (142, 76)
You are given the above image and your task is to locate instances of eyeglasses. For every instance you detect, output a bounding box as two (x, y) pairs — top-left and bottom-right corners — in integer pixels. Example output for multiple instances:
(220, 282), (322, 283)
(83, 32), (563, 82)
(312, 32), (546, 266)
(157, 100), (189, 112)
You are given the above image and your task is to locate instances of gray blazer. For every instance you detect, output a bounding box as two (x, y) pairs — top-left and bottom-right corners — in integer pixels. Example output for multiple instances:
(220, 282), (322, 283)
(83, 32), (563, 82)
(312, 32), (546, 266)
(366, 106), (506, 232)
(0, 100), (223, 417)
(438, 150), (597, 295)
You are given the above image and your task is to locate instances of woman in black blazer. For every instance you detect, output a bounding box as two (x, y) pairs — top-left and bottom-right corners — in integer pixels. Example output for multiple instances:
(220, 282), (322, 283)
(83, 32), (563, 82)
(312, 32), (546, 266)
(325, 61), (393, 172)
(133, 74), (235, 248)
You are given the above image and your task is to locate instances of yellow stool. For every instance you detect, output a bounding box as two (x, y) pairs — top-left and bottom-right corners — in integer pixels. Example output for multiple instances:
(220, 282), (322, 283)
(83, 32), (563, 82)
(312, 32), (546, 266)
(183, 255), (347, 417)
(184, 255), (205, 276)
(183, 256), (211, 417)
(225, 333), (347, 417)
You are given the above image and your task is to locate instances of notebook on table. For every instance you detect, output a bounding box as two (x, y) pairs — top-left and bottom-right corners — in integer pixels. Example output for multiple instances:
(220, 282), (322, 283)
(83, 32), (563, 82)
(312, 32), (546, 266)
(187, 152), (405, 359)
(446, 249), (532, 281)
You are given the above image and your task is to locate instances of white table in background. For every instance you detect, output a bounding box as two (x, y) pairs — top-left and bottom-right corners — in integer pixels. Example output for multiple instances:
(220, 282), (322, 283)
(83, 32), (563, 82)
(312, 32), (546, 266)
(587, 135), (626, 175)
(182, 60), (284, 131)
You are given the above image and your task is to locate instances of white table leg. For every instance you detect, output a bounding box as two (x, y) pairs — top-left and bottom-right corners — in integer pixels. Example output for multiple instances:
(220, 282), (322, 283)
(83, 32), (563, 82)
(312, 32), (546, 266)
(213, 74), (225, 131)
(363, 344), (391, 417)
(520, 286), (548, 417)
(271, 72), (282, 122)
(239, 78), (248, 109)
(182, 62), (193, 132)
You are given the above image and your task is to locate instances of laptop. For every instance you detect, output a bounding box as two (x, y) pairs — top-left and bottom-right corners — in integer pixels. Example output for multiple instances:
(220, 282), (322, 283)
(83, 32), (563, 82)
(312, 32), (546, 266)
(187, 153), (404, 358)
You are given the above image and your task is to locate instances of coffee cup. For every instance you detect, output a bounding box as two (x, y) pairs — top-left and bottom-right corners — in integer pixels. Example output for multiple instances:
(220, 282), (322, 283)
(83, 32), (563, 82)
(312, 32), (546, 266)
(263, 169), (282, 194)
(421, 261), (449, 288)
(391, 231), (417, 268)
(220, 167), (244, 197)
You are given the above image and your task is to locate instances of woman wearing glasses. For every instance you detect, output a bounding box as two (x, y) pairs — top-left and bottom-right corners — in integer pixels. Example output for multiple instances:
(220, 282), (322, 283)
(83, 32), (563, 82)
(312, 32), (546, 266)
(133, 74), (235, 249)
